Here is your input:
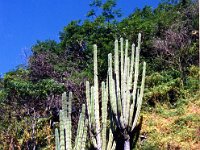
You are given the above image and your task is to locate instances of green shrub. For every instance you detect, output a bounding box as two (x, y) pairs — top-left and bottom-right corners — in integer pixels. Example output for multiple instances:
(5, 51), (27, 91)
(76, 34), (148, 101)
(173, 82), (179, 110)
(185, 65), (200, 92)
(3, 69), (65, 102)
(174, 114), (200, 127)
(140, 141), (160, 150)
(0, 90), (7, 102)
(144, 71), (182, 105)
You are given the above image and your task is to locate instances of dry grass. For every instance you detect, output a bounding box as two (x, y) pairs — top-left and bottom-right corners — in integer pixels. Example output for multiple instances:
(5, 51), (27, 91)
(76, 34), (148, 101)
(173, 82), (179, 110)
(140, 92), (200, 150)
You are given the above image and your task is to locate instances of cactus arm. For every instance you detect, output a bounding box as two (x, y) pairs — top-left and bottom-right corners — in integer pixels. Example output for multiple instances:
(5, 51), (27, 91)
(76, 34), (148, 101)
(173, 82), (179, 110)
(129, 43), (135, 90)
(86, 80), (95, 145)
(108, 54), (117, 117)
(86, 81), (91, 124)
(120, 38), (124, 75)
(101, 82), (107, 150)
(59, 110), (65, 150)
(88, 85), (98, 148)
(122, 40), (128, 126)
(90, 86), (95, 126)
(128, 45), (140, 128)
(121, 40), (125, 121)
(139, 62), (146, 109)
(55, 128), (60, 150)
(125, 58), (131, 127)
(114, 39), (122, 116)
(127, 57), (130, 84)
(132, 46), (140, 103)
(124, 40), (129, 80)
(62, 92), (70, 150)
(74, 104), (86, 150)
(128, 103), (134, 129)
(91, 135), (98, 149)
(120, 38), (125, 122)
(68, 92), (72, 149)
(93, 44), (102, 150)
(81, 119), (88, 150)
(137, 33), (141, 50)
(108, 54), (121, 129)
(125, 90), (130, 127)
(89, 85), (99, 147)
(111, 141), (116, 150)
(131, 62), (146, 131)
(106, 129), (114, 150)
(132, 33), (141, 100)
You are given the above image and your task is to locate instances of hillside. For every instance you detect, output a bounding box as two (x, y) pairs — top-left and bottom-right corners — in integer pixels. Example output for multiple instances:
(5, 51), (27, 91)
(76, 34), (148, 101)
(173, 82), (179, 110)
(0, 0), (199, 149)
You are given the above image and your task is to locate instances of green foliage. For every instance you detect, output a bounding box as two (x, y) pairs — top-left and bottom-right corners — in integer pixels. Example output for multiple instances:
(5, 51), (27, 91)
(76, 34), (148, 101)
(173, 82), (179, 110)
(145, 71), (183, 105)
(118, 3), (178, 40)
(59, 18), (118, 79)
(0, 114), (54, 149)
(59, 0), (123, 80)
(174, 114), (200, 127)
(3, 68), (64, 102)
(87, 0), (121, 23)
(59, 20), (83, 50)
(0, 0), (199, 149)
(140, 142), (160, 150)
(172, 113), (200, 142)
(32, 40), (63, 55)
(145, 64), (200, 106)
(155, 104), (185, 117)
(185, 65), (200, 91)
(0, 89), (7, 102)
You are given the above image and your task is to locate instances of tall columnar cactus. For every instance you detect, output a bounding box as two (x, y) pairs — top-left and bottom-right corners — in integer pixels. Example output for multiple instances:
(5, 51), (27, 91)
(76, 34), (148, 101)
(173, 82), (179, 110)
(86, 45), (116, 150)
(55, 92), (88, 150)
(108, 33), (146, 150)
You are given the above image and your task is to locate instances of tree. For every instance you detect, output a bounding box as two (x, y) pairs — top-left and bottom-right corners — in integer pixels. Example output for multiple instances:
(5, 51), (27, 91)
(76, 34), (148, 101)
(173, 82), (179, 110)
(153, 0), (199, 85)
(32, 40), (63, 55)
(87, 0), (121, 24)
(59, 0), (122, 80)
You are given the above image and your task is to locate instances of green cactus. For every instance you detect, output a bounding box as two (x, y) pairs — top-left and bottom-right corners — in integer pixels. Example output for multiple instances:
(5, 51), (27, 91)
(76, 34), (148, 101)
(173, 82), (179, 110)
(86, 45), (116, 150)
(108, 33), (146, 150)
(56, 33), (146, 150)
(55, 92), (88, 150)
(55, 128), (60, 150)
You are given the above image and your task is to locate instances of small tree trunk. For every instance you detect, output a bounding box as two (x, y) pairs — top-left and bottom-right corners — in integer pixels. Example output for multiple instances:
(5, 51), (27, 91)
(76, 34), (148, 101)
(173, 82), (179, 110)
(124, 139), (130, 150)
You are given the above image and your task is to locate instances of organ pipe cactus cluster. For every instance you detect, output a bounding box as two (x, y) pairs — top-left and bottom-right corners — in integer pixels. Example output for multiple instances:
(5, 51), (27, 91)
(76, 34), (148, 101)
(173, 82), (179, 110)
(85, 45), (116, 150)
(55, 92), (88, 150)
(55, 33), (146, 150)
(108, 33), (146, 149)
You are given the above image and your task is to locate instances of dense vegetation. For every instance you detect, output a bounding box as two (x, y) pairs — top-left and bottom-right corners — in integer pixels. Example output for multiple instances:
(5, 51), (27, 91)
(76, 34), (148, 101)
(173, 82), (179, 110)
(0, 0), (199, 149)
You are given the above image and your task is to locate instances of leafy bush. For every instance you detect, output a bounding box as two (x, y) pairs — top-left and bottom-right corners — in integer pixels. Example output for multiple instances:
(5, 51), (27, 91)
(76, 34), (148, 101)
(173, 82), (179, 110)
(31, 40), (63, 55)
(144, 70), (183, 106)
(0, 89), (7, 102)
(185, 65), (200, 91)
(140, 142), (160, 150)
(144, 64), (199, 107)
(3, 69), (65, 103)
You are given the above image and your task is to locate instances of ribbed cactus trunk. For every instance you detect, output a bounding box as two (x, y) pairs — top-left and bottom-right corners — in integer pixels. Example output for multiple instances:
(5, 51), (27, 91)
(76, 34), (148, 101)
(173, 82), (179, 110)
(124, 139), (130, 150)
(93, 45), (102, 150)
(108, 33), (146, 149)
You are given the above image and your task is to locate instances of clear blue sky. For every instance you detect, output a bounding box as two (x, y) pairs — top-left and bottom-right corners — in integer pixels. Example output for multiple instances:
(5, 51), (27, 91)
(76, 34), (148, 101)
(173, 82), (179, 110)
(0, 0), (160, 75)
